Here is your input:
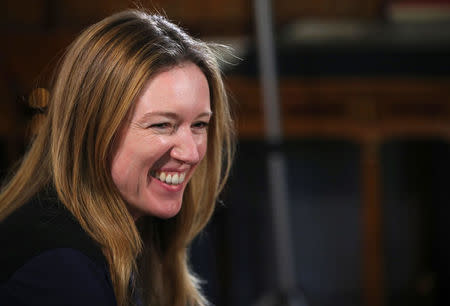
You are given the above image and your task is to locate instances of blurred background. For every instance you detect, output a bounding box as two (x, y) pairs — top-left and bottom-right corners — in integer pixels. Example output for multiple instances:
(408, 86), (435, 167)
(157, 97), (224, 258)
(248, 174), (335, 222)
(1, 0), (450, 306)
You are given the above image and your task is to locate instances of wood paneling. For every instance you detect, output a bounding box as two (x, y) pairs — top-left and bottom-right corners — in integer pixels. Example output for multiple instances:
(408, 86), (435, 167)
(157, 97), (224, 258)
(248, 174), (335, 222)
(55, 0), (131, 26)
(0, 0), (47, 27)
(362, 140), (385, 306)
(227, 75), (450, 306)
(1, 32), (77, 91)
(151, 0), (253, 36)
(227, 76), (450, 141)
(275, 0), (384, 25)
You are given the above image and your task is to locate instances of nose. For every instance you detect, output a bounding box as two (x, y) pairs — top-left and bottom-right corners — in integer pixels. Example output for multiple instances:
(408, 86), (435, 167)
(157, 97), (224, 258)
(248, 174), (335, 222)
(170, 128), (201, 164)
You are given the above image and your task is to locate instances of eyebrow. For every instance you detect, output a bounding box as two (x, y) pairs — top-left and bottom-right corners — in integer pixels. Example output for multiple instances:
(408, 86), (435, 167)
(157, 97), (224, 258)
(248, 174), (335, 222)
(138, 111), (213, 123)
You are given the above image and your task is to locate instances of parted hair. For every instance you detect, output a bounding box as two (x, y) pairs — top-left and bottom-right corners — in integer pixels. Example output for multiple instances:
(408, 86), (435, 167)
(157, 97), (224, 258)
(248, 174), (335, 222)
(0, 9), (234, 306)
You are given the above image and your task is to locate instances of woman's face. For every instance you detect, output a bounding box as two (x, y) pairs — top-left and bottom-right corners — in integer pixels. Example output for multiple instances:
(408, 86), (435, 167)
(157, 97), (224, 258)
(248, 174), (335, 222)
(111, 62), (211, 220)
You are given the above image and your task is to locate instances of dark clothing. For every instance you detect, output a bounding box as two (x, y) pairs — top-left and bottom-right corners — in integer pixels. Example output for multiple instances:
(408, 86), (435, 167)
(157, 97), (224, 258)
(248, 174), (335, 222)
(0, 189), (117, 305)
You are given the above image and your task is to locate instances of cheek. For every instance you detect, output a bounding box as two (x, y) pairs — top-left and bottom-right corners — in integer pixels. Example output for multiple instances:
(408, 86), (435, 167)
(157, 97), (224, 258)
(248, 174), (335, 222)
(110, 134), (155, 182)
(110, 147), (134, 188)
(121, 134), (170, 162)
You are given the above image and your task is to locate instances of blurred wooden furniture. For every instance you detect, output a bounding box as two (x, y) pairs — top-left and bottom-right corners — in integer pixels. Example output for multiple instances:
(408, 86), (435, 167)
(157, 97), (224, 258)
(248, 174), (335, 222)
(228, 77), (450, 140)
(227, 75), (450, 306)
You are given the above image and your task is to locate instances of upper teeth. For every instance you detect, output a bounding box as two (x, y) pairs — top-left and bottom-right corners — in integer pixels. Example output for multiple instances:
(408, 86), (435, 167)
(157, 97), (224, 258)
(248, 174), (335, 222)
(154, 171), (186, 185)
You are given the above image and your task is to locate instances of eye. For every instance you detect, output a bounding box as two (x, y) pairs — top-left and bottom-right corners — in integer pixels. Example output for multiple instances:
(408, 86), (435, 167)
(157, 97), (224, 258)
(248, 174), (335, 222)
(191, 121), (209, 133)
(149, 122), (173, 131)
(192, 121), (209, 129)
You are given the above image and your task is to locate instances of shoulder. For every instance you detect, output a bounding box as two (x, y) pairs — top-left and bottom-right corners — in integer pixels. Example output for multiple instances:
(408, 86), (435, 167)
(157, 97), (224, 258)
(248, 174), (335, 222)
(0, 189), (106, 282)
(1, 189), (116, 305)
(1, 248), (117, 306)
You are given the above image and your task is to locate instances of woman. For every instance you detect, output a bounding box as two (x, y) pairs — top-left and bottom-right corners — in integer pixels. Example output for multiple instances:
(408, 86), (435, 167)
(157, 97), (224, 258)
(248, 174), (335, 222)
(0, 9), (234, 306)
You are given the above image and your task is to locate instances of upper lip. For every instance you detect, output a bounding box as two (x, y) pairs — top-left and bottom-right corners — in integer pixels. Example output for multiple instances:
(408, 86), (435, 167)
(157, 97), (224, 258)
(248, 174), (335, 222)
(156, 167), (190, 172)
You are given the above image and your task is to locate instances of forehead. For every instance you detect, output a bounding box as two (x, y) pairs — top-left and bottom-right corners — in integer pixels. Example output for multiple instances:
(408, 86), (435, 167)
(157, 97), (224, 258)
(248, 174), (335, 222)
(132, 63), (211, 117)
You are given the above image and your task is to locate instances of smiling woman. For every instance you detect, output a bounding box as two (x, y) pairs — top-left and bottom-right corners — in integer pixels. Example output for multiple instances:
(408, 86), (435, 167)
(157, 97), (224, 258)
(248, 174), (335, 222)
(0, 9), (234, 306)
(111, 63), (212, 220)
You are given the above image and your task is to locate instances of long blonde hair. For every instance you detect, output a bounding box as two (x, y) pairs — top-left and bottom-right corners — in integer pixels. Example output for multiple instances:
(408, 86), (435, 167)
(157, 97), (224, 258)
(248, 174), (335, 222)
(0, 10), (234, 306)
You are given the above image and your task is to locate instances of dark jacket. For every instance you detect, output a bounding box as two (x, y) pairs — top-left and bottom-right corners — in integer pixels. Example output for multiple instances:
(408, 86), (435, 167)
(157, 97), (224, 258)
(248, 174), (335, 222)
(0, 188), (117, 305)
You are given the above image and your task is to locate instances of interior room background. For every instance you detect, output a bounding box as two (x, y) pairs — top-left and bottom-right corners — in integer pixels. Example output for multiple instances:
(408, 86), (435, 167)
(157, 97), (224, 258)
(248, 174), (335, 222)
(1, 1), (449, 306)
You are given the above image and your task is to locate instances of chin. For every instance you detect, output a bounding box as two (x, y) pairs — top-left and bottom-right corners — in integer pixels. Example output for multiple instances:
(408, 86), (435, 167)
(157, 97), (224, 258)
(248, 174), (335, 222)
(154, 207), (182, 219)
(128, 187), (186, 220)
(142, 198), (183, 220)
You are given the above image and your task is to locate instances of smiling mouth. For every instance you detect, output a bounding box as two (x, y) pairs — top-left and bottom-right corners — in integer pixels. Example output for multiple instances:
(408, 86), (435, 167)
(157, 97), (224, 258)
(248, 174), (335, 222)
(151, 171), (187, 185)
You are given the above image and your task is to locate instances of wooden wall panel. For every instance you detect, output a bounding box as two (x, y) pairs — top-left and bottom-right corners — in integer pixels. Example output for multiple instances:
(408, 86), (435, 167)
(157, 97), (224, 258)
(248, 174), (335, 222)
(2, 32), (76, 91)
(151, 0), (252, 36)
(275, 0), (384, 25)
(55, 0), (131, 26)
(0, 0), (47, 27)
(227, 76), (450, 140)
